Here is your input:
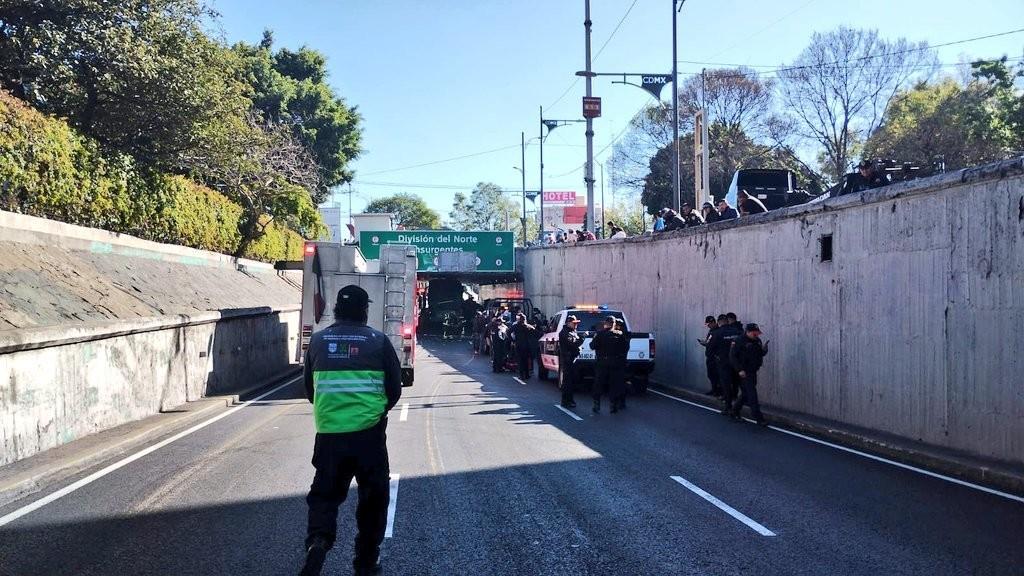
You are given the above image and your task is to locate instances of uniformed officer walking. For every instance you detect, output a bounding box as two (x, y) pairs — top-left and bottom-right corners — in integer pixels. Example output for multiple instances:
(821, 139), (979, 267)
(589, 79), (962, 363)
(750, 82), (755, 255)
(697, 315), (721, 397)
(301, 285), (402, 576)
(557, 315), (583, 408)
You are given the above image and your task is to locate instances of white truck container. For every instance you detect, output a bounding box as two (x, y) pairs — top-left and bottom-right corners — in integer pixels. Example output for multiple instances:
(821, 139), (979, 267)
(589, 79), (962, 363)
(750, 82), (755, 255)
(298, 242), (418, 386)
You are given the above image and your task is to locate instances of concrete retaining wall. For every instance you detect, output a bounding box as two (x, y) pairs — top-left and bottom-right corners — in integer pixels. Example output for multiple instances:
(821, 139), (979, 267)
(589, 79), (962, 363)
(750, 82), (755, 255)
(520, 158), (1024, 466)
(0, 307), (299, 466)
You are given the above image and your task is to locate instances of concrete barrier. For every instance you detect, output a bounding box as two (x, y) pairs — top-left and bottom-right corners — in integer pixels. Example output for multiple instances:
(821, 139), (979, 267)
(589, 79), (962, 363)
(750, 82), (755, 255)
(0, 307), (299, 466)
(520, 157), (1024, 467)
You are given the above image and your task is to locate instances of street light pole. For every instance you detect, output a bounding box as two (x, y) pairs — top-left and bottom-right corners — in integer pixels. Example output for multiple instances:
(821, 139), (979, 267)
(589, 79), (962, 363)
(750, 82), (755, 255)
(671, 0), (681, 212)
(520, 131), (527, 246)
(583, 0), (596, 233)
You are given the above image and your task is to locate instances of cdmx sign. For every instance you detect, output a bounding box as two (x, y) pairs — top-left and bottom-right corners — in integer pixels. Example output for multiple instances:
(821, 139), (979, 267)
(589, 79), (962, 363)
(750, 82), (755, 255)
(640, 75), (672, 99)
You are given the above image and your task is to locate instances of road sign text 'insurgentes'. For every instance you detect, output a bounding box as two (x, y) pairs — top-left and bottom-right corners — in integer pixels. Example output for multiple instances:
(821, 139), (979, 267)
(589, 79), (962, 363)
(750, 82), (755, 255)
(359, 231), (514, 272)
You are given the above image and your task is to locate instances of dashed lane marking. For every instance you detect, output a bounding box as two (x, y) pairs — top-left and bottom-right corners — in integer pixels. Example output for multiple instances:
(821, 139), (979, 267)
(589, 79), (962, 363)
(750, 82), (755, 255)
(0, 376), (300, 528)
(651, 388), (1024, 505)
(399, 402), (409, 422)
(670, 475), (776, 536)
(513, 377), (528, 386)
(554, 404), (584, 421)
(385, 474), (400, 538)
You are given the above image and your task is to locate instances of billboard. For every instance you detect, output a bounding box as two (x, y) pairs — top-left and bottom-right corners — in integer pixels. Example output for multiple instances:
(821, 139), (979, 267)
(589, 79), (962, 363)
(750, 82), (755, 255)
(359, 230), (514, 272)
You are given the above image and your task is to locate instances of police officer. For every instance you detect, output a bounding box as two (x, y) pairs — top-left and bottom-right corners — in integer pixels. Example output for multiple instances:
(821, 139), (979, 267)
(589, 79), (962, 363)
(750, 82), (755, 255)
(558, 315), (583, 408)
(697, 315), (721, 397)
(589, 316), (627, 413)
(511, 313), (536, 379)
(301, 285), (402, 576)
(612, 318), (631, 411)
(490, 316), (509, 373)
(708, 313), (742, 415)
(729, 323), (769, 426)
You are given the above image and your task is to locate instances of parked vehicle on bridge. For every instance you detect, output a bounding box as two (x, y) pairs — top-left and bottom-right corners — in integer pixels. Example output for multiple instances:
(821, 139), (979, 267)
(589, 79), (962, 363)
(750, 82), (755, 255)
(725, 169), (814, 211)
(298, 242), (419, 386)
(538, 305), (655, 393)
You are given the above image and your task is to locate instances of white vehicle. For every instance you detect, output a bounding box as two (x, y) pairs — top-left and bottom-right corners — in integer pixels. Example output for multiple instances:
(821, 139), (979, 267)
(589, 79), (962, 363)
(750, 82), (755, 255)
(538, 305), (655, 393)
(298, 242), (418, 386)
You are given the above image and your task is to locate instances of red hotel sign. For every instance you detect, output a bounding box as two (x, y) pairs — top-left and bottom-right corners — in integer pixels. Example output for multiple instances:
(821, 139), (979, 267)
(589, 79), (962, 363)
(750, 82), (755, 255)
(542, 190), (576, 206)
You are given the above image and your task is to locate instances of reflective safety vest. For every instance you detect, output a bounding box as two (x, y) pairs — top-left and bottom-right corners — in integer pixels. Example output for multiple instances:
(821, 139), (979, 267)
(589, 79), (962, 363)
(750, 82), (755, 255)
(313, 369), (388, 433)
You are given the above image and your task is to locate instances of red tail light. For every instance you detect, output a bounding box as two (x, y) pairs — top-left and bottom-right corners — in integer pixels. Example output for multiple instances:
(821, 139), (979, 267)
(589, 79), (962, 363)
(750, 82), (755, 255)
(649, 339), (655, 358)
(304, 242), (316, 257)
(402, 325), (414, 339)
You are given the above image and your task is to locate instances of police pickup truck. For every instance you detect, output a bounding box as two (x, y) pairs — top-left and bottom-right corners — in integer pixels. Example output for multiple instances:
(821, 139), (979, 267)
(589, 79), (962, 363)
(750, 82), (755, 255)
(538, 305), (655, 393)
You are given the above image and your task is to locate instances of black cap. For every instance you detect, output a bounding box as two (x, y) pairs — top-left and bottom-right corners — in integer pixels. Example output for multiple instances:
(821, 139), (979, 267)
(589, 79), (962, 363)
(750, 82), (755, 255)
(704, 315), (716, 323)
(702, 201), (714, 209)
(857, 159), (872, 169)
(566, 315), (580, 323)
(337, 285), (371, 309)
(745, 323), (761, 332)
(717, 314), (727, 322)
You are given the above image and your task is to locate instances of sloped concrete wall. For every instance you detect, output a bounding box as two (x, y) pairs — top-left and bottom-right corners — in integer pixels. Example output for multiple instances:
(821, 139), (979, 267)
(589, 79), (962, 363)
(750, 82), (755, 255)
(520, 158), (1024, 466)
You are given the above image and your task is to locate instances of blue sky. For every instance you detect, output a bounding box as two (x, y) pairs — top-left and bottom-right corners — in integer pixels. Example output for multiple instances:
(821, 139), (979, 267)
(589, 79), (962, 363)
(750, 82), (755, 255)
(209, 0), (1024, 220)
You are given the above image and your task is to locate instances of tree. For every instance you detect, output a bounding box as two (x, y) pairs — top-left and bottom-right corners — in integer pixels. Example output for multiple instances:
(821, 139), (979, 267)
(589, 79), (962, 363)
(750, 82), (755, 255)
(233, 32), (362, 203)
(778, 27), (937, 183)
(611, 68), (809, 213)
(449, 182), (517, 230)
(972, 57), (1024, 154)
(193, 113), (324, 256)
(365, 193), (442, 230)
(864, 79), (1006, 170)
(0, 0), (249, 171)
(602, 200), (647, 236)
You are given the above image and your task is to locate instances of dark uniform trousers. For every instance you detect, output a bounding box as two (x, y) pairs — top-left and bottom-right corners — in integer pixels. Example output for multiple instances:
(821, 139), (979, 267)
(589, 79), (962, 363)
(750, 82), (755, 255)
(732, 372), (764, 421)
(306, 421), (391, 561)
(717, 357), (739, 410)
(559, 357), (577, 405)
(706, 355), (721, 394)
(516, 344), (532, 379)
(593, 362), (626, 405)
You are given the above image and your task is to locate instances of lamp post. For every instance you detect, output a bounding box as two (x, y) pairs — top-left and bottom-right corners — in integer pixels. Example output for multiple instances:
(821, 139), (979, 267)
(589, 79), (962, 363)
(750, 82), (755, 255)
(539, 108), (586, 241)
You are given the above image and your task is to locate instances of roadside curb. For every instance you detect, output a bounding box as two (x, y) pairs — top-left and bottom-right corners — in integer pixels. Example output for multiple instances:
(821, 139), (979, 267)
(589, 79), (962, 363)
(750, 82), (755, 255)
(651, 382), (1024, 498)
(0, 368), (300, 509)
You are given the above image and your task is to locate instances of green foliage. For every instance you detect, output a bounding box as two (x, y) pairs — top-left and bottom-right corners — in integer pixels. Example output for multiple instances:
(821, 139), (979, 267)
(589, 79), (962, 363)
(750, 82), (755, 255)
(449, 183), (517, 231)
(865, 58), (1024, 169)
(233, 33), (362, 202)
(0, 90), (303, 262)
(0, 0), (251, 171)
(364, 193), (442, 230)
(602, 201), (647, 236)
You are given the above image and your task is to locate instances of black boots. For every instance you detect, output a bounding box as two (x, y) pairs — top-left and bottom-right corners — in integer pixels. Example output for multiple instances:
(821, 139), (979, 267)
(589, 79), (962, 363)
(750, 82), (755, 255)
(300, 538), (330, 576)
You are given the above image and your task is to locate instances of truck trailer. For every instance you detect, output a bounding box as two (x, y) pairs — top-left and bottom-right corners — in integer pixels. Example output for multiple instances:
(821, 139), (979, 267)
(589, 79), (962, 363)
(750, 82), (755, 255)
(298, 242), (419, 386)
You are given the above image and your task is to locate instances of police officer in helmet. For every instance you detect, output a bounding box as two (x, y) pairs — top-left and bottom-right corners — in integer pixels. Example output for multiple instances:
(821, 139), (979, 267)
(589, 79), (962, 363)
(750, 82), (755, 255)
(301, 285), (402, 576)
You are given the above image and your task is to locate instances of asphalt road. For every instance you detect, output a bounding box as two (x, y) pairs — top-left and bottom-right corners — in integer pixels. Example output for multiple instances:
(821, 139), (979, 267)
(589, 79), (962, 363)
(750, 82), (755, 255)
(1, 337), (1022, 576)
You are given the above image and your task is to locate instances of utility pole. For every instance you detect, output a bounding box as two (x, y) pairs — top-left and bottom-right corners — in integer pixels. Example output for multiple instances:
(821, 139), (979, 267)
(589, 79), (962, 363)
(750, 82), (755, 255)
(538, 106), (545, 240)
(599, 162), (605, 238)
(520, 131), (527, 246)
(583, 0), (596, 233)
(671, 0), (681, 212)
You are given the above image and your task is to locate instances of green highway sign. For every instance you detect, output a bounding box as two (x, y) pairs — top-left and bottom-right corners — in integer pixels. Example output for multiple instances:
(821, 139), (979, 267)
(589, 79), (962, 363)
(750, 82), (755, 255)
(359, 230), (515, 272)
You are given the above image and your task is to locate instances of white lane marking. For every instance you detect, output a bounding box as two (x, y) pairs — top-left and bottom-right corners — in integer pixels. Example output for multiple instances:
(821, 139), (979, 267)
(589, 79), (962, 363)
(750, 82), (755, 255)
(385, 473), (400, 538)
(513, 377), (527, 386)
(650, 388), (718, 413)
(670, 475), (776, 536)
(399, 402), (409, 422)
(652, 388), (1024, 505)
(554, 404), (584, 421)
(0, 376), (300, 528)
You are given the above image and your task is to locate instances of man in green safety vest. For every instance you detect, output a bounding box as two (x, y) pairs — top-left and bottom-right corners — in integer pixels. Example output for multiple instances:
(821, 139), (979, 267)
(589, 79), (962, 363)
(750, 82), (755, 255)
(301, 285), (402, 576)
